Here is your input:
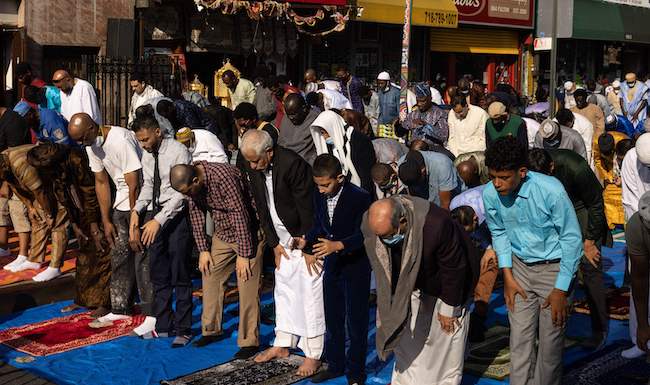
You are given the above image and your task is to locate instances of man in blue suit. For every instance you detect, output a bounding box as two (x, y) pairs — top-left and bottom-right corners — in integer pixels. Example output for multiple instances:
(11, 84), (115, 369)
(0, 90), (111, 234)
(304, 154), (373, 385)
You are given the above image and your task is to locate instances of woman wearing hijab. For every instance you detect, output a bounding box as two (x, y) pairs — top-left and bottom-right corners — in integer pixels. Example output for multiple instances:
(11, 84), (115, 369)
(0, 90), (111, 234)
(310, 110), (376, 195)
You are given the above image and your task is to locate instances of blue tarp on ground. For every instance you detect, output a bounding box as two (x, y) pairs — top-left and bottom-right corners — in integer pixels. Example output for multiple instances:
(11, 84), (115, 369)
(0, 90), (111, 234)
(0, 242), (636, 385)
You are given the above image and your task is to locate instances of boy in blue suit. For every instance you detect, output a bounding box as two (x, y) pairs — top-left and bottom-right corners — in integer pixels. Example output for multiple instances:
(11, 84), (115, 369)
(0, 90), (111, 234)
(304, 154), (372, 385)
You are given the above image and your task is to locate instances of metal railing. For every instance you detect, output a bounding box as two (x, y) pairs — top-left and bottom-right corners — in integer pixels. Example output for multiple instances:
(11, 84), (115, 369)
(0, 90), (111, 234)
(72, 55), (185, 127)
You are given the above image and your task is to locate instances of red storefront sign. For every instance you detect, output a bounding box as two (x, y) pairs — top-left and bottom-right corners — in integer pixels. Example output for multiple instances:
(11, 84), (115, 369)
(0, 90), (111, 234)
(454, 0), (535, 28)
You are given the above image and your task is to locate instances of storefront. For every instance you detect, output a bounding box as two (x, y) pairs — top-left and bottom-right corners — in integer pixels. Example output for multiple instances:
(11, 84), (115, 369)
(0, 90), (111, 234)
(431, 0), (535, 93)
(335, 0), (458, 83)
(536, 0), (650, 90)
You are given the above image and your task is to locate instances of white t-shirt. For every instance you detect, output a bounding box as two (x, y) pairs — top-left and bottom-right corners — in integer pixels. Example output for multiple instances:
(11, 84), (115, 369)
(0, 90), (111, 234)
(190, 129), (228, 163)
(522, 117), (540, 148)
(60, 78), (102, 124)
(86, 126), (142, 211)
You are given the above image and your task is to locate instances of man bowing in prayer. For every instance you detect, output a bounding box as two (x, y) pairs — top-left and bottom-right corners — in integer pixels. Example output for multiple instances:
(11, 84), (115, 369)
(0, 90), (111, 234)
(240, 129), (323, 376)
(362, 195), (478, 385)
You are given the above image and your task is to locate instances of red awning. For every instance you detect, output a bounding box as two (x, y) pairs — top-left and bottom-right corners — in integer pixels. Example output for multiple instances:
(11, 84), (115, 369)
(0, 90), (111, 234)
(286, 0), (347, 5)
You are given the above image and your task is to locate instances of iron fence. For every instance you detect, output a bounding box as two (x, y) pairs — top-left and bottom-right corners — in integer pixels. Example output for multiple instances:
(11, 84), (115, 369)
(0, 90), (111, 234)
(75, 55), (185, 127)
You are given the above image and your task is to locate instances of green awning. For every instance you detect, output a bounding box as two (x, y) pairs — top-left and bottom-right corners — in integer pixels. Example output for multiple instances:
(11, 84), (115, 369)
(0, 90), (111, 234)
(573, 0), (650, 43)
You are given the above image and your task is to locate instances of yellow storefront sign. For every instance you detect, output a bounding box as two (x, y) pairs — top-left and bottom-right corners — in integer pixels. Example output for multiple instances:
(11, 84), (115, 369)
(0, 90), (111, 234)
(357, 0), (459, 28)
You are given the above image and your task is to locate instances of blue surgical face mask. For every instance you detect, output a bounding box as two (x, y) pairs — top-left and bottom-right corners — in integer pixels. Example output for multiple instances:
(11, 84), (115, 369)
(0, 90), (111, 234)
(382, 231), (404, 246)
(325, 137), (335, 146)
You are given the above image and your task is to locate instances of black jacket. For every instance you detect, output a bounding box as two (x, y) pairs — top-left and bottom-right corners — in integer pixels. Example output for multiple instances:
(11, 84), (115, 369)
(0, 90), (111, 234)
(247, 146), (314, 248)
(349, 128), (377, 198)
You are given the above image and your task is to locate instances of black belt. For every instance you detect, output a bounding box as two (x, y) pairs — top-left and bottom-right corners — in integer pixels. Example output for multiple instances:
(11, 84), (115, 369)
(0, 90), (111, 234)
(520, 257), (561, 267)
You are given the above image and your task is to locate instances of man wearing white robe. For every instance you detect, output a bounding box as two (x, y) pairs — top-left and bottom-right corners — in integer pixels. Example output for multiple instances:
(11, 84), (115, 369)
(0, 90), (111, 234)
(240, 129), (324, 376)
(52, 70), (102, 124)
(175, 127), (228, 164)
(128, 75), (163, 125)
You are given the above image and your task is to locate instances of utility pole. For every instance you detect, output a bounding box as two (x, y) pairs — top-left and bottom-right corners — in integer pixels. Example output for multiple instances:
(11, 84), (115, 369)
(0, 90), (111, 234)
(399, 0), (413, 123)
(548, 0), (558, 117)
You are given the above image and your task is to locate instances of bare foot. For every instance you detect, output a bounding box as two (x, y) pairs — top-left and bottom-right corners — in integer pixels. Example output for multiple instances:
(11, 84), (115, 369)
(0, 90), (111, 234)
(254, 346), (289, 363)
(296, 357), (321, 376)
(90, 307), (110, 318)
(61, 304), (82, 313)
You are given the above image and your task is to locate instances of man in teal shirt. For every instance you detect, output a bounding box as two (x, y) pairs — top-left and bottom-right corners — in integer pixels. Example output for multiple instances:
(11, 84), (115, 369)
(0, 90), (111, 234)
(482, 136), (582, 385)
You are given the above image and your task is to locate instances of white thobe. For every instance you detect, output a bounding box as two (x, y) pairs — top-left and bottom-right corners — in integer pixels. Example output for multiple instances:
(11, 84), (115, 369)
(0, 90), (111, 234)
(60, 78), (102, 124)
(265, 171), (325, 359)
(522, 117), (540, 149)
(317, 89), (352, 111)
(447, 105), (488, 156)
(570, 112), (594, 167)
(392, 291), (470, 385)
(189, 129), (228, 164)
(621, 149), (650, 220)
(128, 85), (163, 124)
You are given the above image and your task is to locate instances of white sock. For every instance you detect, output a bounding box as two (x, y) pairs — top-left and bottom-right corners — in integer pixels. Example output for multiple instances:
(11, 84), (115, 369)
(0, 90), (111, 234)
(132, 316), (157, 336)
(97, 312), (131, 323)
(3, 255), (26, 270)
(10, 260), (41, 272)
(0, 247), (12, 257)
(32, 267), (61, 282)
(621, 345), (645, 359)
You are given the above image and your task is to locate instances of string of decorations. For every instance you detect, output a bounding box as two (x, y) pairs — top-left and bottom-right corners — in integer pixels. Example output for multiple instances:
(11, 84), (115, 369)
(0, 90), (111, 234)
(193, 0), (351, 37)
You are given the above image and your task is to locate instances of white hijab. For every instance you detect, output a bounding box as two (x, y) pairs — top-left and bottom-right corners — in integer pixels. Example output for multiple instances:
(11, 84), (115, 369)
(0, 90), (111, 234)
(310, 110), (361, 187)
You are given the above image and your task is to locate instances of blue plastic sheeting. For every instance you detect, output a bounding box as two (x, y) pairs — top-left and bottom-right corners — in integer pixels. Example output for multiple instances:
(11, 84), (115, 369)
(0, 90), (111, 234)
(0, 241), (632, 385)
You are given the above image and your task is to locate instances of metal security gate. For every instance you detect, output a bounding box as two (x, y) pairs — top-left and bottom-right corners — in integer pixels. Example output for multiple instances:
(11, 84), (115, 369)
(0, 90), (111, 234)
(82, 55), (185, 127)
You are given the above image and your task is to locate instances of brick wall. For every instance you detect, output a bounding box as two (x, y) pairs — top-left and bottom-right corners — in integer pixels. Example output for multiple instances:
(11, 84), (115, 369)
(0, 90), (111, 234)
(25, 0), (134, 53)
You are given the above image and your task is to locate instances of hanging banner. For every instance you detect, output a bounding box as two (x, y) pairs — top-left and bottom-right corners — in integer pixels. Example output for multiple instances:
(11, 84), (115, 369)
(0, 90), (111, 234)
(604, 0), (650, 7)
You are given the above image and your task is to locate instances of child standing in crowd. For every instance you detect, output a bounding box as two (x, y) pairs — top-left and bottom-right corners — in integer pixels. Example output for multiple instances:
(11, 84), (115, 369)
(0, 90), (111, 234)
(304, 154), (373, 385)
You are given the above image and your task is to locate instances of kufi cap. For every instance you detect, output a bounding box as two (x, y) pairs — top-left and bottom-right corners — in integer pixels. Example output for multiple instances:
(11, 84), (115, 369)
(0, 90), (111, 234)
(487, 101), (507, 119)
(539, 119), (560, 139)
(377, 71), (391, 81)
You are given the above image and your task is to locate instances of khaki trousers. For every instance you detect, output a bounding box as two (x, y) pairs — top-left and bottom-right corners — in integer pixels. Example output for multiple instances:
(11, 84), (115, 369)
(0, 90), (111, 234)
(28, 202), (68, 268)
(201, 232), (263, 347)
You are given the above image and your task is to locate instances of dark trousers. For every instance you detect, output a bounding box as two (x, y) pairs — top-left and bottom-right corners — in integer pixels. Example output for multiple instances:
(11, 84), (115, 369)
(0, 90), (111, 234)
(323, 253), (371, 381)
(148, 210), (193, 336)
(110, 210), (153, 315)
(580, 254), (608, 334)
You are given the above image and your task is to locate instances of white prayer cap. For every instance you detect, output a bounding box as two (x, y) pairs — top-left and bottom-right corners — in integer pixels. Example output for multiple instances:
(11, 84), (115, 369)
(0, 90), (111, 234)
(636, 133), (650, 166)
(564, 81), (575, 91)
(377, 71), (391, 81)
(539, 119), (560, 139)
(612, 80), (621, 89)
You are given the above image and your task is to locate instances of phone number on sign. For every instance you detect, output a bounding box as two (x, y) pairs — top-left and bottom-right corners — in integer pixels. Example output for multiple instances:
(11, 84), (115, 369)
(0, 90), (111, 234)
(423, 11), (457, 26)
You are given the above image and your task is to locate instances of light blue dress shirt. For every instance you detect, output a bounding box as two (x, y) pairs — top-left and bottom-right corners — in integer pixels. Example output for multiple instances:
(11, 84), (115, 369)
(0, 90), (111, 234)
(398, 150), (465, 206)
(450, 184), (486, 224)
(482, 171), (583, 291)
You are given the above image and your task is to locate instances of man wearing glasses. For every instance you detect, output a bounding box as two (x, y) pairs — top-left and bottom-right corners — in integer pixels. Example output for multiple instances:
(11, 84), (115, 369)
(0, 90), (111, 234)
(52, 70), (102, 125)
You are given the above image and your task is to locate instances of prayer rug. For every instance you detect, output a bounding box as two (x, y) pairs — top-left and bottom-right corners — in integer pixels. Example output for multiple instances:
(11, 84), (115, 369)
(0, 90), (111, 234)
(0, 311), (145, 356)
(573, 287), (630, 320)
(562, 342), (650, 385)
(464, 325), (578, 380)
(161, 354), (315, 385)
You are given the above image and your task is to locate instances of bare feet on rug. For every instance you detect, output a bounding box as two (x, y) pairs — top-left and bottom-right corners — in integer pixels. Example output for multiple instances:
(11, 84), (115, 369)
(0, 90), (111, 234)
(90, 307), (110, 318)
(61, 304), (82, 313)
(296, 358), (321, 376)
(253, 347), (289, 363)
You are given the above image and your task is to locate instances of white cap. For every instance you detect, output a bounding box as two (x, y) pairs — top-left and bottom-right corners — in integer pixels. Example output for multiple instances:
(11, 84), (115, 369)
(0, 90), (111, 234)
(612, 80), (621, 88)
(636, 133), (650, 166)
(377, 71), (391, 81)
(564, 81), (574, 91)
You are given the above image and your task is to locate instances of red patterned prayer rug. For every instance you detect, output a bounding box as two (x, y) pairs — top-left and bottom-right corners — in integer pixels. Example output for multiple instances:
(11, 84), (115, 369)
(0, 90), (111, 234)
(0, 312), (145, 356)
(573, 287), (630, 320)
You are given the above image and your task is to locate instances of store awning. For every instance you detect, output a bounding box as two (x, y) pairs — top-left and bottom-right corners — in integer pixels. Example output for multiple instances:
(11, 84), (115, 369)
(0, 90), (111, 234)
(357, 0), (458, 29)
(572, 0), (650, 43)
